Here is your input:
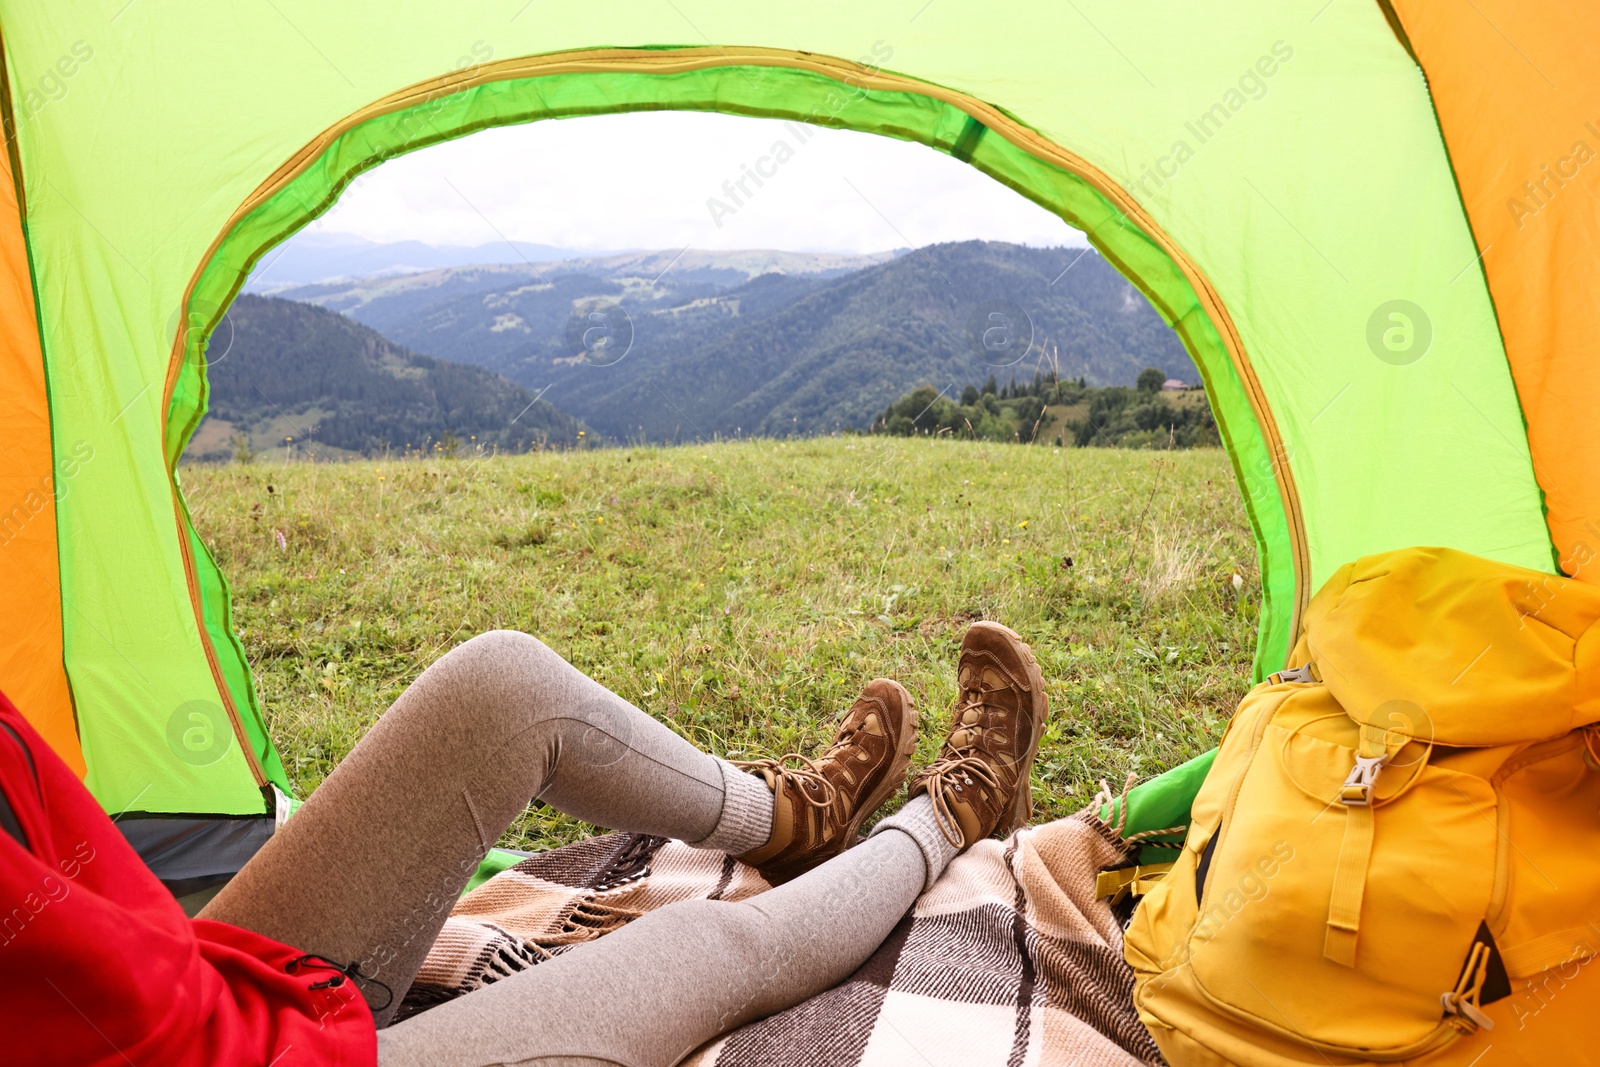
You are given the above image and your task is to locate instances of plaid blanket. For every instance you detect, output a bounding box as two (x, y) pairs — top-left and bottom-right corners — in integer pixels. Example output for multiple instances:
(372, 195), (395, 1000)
(405, 812), (1162, 1066)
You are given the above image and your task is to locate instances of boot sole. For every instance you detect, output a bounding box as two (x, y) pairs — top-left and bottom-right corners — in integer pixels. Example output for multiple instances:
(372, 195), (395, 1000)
(967, 621), (1050, 836)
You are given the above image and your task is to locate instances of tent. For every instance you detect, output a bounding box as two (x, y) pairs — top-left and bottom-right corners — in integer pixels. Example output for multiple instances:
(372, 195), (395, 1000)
(0, 2), (1594, 887)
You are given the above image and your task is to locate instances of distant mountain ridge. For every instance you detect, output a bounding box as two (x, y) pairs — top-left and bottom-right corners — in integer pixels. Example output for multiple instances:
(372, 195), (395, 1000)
(280, 240), (1195, 443)
(244, 232), (612, 291)
(248, 234), (898, 294)
(276, 247), (901, 311)
(185, 294), (584, 461)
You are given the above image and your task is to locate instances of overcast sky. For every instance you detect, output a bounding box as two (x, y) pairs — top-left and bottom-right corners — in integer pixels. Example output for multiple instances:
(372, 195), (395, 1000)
(308, 110), (1090, 253)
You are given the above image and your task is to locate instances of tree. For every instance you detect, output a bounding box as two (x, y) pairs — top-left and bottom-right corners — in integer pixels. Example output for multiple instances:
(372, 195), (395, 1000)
(983, 374), (998, 395)
(1137, 367), (1166, 394)
(871, 377), (1214, 449)
(961, 384), (980, 405)
(1014, 396), (1047, 442)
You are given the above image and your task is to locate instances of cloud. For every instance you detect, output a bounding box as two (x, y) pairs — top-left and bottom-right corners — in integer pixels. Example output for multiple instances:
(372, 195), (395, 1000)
(307, 110), (1088, 254)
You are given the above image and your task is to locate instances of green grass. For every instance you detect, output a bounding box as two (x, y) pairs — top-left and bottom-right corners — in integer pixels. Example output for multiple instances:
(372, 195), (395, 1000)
(182, 437), (1261, 851)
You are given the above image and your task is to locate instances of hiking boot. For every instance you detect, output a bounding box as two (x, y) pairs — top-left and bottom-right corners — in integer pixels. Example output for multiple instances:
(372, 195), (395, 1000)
(909, 622), (1049, 848)
(733, 679), (918, 884)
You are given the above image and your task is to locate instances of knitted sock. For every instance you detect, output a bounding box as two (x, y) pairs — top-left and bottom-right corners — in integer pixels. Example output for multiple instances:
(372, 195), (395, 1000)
(868, 794), (960, 893)
(690, 758), (776, 854)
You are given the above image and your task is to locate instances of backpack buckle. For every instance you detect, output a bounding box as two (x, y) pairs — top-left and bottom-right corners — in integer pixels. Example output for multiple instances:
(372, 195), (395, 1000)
(1340, 754), (1387, 805)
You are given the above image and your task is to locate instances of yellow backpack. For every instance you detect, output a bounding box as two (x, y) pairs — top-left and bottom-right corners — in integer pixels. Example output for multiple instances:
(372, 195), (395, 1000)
(1123, 546), (1600, 1064)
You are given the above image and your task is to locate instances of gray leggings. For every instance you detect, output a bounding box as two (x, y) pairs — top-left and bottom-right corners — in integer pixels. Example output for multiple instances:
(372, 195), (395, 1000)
(201, 630), (931, 1066)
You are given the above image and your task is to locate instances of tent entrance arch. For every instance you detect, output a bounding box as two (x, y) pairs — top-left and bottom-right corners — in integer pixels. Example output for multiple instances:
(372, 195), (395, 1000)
(167, 49), (1307, 796)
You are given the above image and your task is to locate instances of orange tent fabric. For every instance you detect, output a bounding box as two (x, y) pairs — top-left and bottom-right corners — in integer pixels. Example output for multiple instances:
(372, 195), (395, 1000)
(1394, 1), (1600, 581)
(0, 127), (78, 773)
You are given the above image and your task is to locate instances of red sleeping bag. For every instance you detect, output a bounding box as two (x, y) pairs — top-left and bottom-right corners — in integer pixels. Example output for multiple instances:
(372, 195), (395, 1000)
(0, 691), (375, 1066)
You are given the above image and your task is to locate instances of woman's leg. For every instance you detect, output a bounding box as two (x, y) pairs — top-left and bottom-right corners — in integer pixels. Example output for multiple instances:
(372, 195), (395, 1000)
(376, 798), (958, 1067)
(375, 621), (1049, 1067)
(201, 630), (775, 1024)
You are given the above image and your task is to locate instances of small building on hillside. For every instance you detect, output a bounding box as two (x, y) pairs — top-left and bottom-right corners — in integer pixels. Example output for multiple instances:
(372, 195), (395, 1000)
(1161, 378), (1189, 391)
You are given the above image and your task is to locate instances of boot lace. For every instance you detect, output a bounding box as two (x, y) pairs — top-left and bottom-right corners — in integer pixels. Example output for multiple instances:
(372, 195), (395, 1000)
(731, 753), (840, 809)
(732, 705), (887, 814)
(919, 687), (1008, 846)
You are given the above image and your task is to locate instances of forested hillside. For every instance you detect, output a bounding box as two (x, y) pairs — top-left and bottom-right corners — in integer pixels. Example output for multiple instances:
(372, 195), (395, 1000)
(184, 295), (585, 461)
(872, 370), (1218, 449)
(283, 242), (1195, 443)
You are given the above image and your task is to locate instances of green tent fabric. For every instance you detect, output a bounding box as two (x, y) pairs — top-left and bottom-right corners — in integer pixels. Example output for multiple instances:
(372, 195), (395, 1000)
(0, 2), (1564, 883)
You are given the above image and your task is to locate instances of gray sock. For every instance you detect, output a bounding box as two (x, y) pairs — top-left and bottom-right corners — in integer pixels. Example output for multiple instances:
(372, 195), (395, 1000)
(691, 758), (775, 854)
(868, 794), (960, 893)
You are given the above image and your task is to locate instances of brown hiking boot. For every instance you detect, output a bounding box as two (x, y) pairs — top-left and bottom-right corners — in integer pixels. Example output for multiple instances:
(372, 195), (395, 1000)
(910, 622), (1049, 848)
(733, 679), (918, 884)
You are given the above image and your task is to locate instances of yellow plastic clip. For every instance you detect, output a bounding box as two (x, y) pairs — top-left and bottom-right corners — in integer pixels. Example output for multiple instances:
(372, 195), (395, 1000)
(1095, 862), (1175, 905)
(1339, 754), (1387, 806)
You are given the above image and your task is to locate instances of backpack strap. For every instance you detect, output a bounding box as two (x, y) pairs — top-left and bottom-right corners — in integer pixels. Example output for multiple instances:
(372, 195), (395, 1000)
(1095, 861), (1176, 905)
(1325, 800), (1375, 965)
(1324, 722), (1395, 966)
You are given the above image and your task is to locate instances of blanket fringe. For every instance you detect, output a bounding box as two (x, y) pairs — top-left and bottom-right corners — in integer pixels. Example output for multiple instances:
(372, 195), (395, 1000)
(527, 897), (647, 955)
(482, 937), (543, 980)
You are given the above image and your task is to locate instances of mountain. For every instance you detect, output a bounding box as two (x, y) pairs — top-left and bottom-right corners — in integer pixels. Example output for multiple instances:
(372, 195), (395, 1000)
(274, 247), (900, 316)
(277, 241), (1195, 443)
(243, 232), (610, 292)
(184, 294), (585, 462)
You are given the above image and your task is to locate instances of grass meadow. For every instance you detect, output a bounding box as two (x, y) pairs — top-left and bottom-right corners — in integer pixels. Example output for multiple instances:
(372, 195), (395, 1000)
(183, 437), (1261, 851)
